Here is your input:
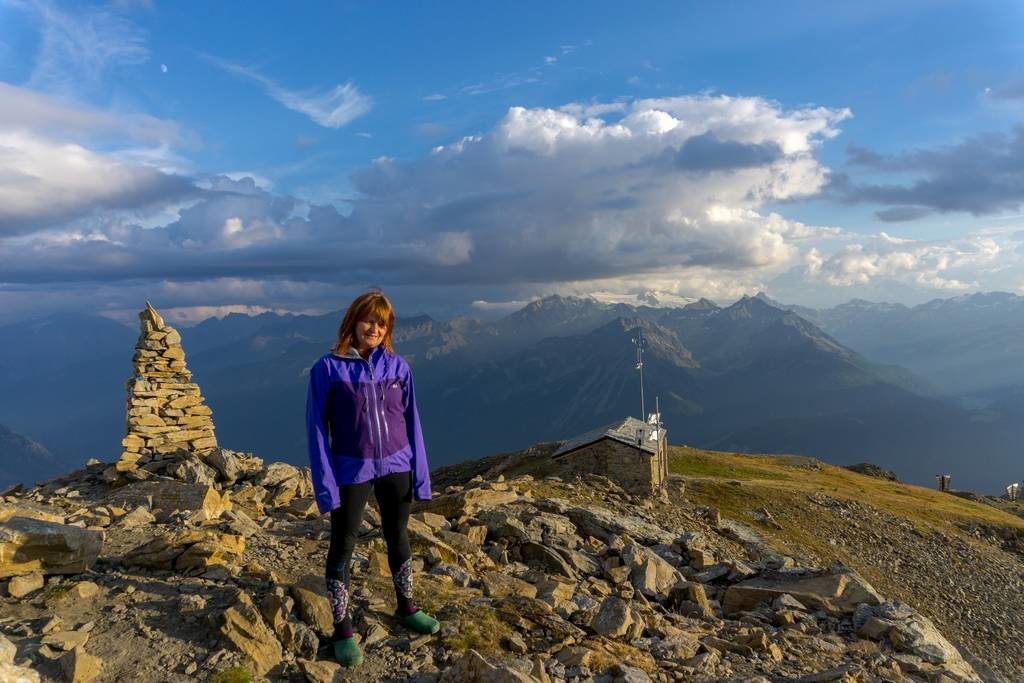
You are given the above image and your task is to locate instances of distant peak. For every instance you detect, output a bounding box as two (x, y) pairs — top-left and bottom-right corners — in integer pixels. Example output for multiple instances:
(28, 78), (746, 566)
(684, 297), (719, 311)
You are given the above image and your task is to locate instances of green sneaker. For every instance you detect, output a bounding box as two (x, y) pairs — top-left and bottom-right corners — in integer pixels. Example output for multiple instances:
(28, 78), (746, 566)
(332, 636), (363, 667)
(398, 609), (440, 635)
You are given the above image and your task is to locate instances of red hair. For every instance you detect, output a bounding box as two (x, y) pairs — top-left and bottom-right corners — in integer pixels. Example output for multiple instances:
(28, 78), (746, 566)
(332, 291), (396, 355)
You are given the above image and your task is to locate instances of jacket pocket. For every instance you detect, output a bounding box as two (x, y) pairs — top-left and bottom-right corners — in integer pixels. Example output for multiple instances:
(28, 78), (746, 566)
(381, 379), (409, 452)
(329, 382), (368, 454)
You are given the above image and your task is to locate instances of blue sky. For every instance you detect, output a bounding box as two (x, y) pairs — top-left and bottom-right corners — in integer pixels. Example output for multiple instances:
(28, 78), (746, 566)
(1, 0), (1023, 323)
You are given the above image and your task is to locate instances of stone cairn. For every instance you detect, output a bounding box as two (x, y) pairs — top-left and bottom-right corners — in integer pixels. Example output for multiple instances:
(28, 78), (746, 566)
(117, 302), (217, 471)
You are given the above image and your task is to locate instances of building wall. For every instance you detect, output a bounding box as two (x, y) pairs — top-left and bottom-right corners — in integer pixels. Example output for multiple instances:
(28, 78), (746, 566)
(553, 437), (666, 495)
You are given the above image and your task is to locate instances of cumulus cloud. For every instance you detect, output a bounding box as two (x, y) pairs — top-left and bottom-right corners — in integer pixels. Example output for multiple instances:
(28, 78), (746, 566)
(2, 96), (848, 295)
(345, 96), (847, 285)
(833, 126), (1024, 220)
(4, 93), (895, 322)
(803, 232), (1004, 291)
(205, 56), (371, 129)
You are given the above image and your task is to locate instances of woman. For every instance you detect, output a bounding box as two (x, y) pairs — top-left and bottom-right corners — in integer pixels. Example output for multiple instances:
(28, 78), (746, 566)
(306, 290), (439, 667)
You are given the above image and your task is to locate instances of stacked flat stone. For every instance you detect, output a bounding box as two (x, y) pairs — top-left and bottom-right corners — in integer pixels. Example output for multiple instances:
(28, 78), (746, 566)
(117, 302), (217, 471)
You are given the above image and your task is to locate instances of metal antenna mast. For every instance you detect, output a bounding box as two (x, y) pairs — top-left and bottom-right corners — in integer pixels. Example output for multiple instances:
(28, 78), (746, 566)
(632, 328), (646, 421)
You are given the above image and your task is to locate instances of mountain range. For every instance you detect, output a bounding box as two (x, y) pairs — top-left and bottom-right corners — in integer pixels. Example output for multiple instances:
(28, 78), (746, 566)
(2, 292), (1024, 492)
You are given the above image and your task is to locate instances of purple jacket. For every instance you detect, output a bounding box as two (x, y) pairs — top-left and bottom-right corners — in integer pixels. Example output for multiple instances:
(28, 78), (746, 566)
(306, 346), (432, 514)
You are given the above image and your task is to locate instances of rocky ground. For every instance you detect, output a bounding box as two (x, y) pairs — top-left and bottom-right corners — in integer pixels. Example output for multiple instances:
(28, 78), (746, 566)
(0, 444), (1016, 682)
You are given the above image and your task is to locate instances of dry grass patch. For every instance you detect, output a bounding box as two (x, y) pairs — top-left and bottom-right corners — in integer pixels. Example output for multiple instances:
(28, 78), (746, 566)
(670, 445), (1024, 537)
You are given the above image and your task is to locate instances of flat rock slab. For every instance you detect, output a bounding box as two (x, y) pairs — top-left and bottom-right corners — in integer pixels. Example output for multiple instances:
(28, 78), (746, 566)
(0, 516), (102, 578)
(105, 480), (230, 521)
(439, 648), (541, 682)
(123, 529), (243, 570)
(536, 498), (675, 546)
(425, 487), (520, 520)
(0, 503), (64, 525)
(723, 569), (883, 616)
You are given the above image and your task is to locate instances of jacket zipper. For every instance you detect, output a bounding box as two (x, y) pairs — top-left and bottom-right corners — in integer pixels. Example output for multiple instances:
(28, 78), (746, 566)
(348, 350), (387, 473)
(381, 382), (391, 443)
(363, 356), (384, 473)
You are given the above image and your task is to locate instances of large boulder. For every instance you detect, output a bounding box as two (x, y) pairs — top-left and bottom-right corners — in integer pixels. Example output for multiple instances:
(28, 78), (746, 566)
(255, 463), (311, 508)
(723, 568), (883, 616)
(124, 530), (244, 570)
(167, 456), (218, 487)
(0, 517), (102, 578)
(203, 448), (263, 485)
(536, 498), (675, 546)
(219, 592), (283, 676)
(590, 596), (639, 639)
(106, 480), (230, 521)
(854, 602), (981, 682)
(621, 544), (682, 598)
(426, 486), (519, 520)
(290, 583), (334, 637)
(520, 542), (576, 579)
(476, 509), (532, 543)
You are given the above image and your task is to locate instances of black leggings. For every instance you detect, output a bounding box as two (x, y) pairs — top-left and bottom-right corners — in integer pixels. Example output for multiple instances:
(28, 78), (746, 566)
(325, 470), (413, 583)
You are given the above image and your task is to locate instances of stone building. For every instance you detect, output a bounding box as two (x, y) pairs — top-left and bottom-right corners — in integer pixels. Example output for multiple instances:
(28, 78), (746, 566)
(551, 416), (668, 495)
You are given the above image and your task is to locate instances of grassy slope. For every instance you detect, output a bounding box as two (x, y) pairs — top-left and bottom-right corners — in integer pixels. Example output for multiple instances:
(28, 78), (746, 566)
(668, 445), (1024, 589)
(669, 445), (1024, 531)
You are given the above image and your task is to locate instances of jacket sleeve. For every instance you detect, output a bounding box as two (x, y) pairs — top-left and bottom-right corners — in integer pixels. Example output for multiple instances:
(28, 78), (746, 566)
(306, 358), (340, 514)
(403, 366), (433, 501)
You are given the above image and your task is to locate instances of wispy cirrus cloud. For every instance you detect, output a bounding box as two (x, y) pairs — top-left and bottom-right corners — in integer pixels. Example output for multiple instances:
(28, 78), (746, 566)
(14, 0), (149, 95)
(204, 55), (371, 129)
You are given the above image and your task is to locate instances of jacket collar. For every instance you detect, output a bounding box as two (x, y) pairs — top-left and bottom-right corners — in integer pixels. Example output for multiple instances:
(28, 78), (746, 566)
(339, 345), (385, 363)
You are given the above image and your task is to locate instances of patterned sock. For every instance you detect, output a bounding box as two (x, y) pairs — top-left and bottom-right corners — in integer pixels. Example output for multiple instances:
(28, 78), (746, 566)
(392, 558), (418, 615)
(326, 576), (353, 639)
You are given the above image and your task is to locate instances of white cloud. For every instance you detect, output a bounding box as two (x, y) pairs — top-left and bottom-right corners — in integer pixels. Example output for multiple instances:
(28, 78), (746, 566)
(0, 128), (192, 235)
(350, 95), (848, 290)
(422, 93), (447, 102)
(471, 299), (532, 312)
(803, 233), (1004, 291)
(205, 56), (371, 129)
(0, 82), (179, 144)
(2, 95), (850, 300)
(0, 83), (191, 234)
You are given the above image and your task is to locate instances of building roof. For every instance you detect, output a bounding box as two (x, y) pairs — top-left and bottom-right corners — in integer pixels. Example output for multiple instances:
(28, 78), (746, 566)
(552, 416), (662, 458)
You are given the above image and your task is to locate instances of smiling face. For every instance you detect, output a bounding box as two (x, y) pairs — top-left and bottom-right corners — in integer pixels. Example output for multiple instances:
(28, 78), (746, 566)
(353, 315), (388, 353)
(334, 291), (396, 357)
